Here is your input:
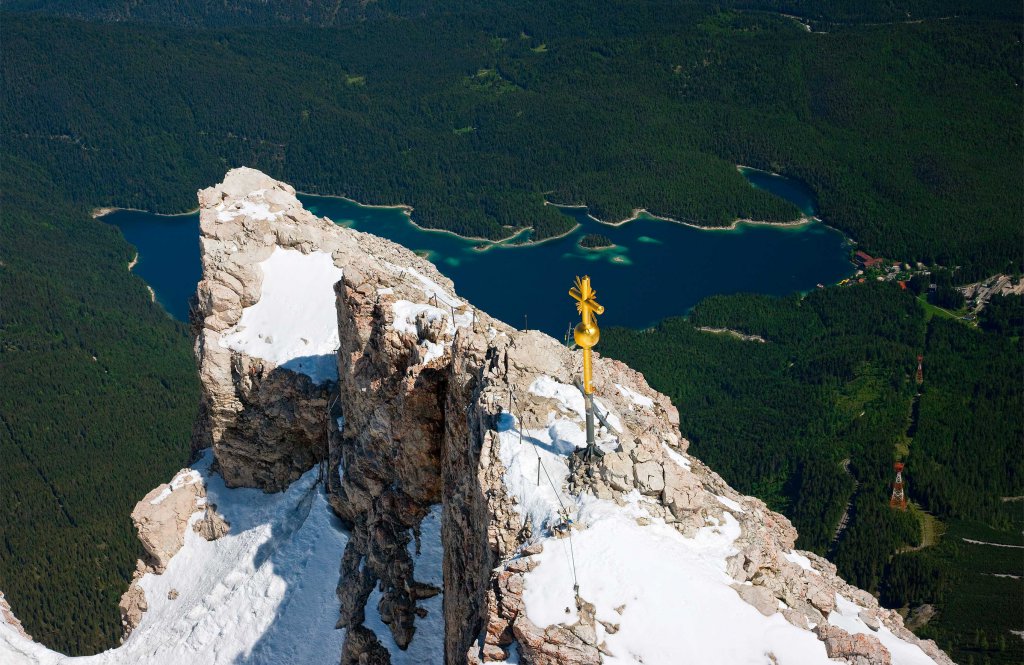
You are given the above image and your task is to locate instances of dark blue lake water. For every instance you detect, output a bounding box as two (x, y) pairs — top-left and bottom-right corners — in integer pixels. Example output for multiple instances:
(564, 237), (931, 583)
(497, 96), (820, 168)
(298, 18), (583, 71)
(106, 169), (851, 336)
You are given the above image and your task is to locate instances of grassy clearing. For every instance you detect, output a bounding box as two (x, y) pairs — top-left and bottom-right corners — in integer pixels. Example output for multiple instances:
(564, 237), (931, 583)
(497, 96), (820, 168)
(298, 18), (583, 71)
(917, 295), (967, 324)
(898, 503), (945, 553)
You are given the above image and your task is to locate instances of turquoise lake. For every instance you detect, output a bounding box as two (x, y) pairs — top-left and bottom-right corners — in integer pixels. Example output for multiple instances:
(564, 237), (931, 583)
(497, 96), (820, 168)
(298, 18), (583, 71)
(106, 169), (852, 337)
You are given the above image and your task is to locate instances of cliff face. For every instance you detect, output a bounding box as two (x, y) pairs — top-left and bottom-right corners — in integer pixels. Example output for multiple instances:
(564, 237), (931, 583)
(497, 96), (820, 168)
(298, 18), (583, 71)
(186, 170), (950, 663)
(192, 169), (340, 490)
(0, 166), (940, 665)
(186, 168), (953, 665)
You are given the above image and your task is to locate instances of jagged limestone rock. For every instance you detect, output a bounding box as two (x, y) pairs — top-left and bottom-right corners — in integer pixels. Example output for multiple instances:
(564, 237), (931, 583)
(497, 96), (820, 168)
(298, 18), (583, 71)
(0, 166), (956, 665)
(815, 623), (892, 665)
(0, 592), (31, 642)
(118, 467), (221, 639)
(132, 469), (206, 574)
(187, 169), (954, 665)
(193, 169), (337, 491)
(732, 583), (779, 617)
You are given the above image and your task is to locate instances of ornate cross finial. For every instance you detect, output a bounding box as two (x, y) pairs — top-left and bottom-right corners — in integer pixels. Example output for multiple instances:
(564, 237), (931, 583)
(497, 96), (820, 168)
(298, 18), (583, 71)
(570, 275), (604, 330)
(569, 275), (604, 394)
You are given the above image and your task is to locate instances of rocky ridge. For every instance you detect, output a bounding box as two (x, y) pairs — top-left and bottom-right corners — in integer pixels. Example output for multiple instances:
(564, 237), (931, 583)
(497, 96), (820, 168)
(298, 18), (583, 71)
(187, 168), (953, 665)
(117, 468), (229, 639)
(0, 593), (30, 642)
(0, 166), (925, 665)
(0, 168), (954, 665)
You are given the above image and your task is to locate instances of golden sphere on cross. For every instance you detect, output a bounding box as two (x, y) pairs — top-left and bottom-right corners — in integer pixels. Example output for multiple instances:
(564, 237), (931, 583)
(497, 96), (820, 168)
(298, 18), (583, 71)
(574, 320), (600, 349)
(569, 275), (604, 394)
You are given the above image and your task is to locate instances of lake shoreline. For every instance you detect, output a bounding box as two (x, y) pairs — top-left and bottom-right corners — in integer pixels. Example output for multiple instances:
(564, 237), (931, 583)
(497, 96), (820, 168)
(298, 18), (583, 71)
(107, 173), (855, 334)
(93, 206), (200, 219)
(95, 173), (836, 250)
(329, 198), (585, 252)
(298, 191), (414, 214)
(301, 190), (823, 248)
(547, 200), (818, 233)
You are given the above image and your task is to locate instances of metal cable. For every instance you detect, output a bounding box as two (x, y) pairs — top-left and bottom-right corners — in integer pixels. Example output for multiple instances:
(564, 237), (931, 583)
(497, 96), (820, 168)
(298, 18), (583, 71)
(510, 391), (580, 592)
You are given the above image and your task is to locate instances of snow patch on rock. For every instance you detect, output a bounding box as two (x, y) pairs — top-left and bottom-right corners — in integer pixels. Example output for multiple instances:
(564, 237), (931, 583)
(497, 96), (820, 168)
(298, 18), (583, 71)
(0, 453), (347, 665)
(716, 494), (745, 514)
(615, 383), (654, 409)
(216, 198), (281, 223)
(662, 442), (691, 470)
(149, 469), (202, 505)
(219, 246), (343, 383)
(784, 551), (817, 574)
(830, 595), (938, 665)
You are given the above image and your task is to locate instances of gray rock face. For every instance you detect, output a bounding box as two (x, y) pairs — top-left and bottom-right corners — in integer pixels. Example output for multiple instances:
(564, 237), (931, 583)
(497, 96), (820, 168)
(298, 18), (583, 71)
(193, 168), (338, 491)
(815, 623), (892, 665)
(131, 468), (206, 574)
(118, 466), (227, 639)
(185, 169), (953, 665)
(329, 253), (461, 660)
(732, 583), (778, 617)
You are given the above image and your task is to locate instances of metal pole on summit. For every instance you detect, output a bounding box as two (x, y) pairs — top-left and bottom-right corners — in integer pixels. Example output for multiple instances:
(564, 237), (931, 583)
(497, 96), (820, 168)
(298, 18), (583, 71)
(569, 275), (605, 466)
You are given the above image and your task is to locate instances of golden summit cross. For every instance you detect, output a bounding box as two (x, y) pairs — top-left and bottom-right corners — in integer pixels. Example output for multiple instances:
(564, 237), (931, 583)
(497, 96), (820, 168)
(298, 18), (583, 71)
(569, 275), (605, 464)
(569, 275), (604, 395)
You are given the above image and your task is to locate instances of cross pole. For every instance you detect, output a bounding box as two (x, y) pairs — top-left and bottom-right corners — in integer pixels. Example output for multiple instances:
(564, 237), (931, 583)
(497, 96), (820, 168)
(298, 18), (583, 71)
(569, 276), (605, 466)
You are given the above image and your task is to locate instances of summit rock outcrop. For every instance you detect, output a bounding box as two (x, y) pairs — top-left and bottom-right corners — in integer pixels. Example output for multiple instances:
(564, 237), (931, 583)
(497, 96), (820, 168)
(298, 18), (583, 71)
(0, 168), (953, 665)
(184, 167), (952, 665)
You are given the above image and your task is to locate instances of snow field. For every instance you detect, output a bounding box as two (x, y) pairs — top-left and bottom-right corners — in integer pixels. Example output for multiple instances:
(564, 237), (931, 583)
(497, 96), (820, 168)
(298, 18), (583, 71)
(497, 376), (938, 665)
(364, 505), (445, 663)
(220, 247), (344, 383)
(830, 595), (937, 665)
(0, 453), (348, 665)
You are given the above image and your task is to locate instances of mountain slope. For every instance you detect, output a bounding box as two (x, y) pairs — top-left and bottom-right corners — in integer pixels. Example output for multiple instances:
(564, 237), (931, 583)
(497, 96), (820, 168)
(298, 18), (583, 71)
(0, 169), (952, 665)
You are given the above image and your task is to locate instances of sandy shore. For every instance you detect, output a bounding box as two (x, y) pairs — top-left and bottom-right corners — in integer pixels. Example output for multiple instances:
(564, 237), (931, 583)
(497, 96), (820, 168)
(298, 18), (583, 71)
(91, 207), (119, 218)
(92, 206), (199, 218)
(297, 191), (413, 214)
(546, 199), (817, 233)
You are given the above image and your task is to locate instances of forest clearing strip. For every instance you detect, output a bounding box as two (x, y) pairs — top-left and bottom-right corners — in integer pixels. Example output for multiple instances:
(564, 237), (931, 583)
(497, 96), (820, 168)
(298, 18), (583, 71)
(961, 538), (1024, 549)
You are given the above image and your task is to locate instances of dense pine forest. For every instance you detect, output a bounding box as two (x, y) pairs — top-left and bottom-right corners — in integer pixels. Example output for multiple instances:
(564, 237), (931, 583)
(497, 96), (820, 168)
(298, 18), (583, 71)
(0, 163), (200, 652)
(0, 0), (1020, 658)
(602, 286), (1023, 665)
(2, 0), (1022, 274)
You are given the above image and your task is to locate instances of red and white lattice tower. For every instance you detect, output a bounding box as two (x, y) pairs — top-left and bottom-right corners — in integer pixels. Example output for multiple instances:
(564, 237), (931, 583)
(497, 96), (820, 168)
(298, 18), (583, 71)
(890, 462), (908, 511)
(916, 355), (924, 385)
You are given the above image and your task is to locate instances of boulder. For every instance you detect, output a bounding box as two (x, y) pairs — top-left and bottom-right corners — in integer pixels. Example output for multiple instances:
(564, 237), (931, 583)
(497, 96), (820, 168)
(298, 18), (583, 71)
(732, 583), (778, 617)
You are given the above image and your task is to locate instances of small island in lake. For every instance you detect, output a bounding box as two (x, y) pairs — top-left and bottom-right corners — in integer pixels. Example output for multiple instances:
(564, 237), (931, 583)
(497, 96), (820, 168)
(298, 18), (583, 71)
(578, 233), (615, 250)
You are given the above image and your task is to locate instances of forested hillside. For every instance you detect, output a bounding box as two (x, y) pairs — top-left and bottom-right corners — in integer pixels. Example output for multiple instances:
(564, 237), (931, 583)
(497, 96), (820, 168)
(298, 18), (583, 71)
(601, 286), (1023, 665)
(603, 284), (926, 560)
(0, 0), (1020, 657)
(4, 0), (1020, 28)
(0, 164), (200, 653)
(2, 0), (1021, 275)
